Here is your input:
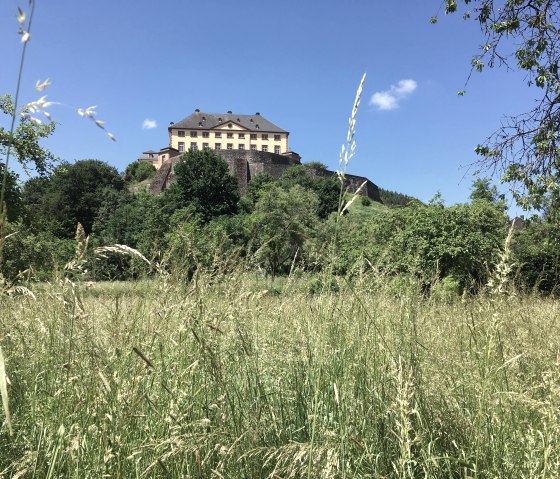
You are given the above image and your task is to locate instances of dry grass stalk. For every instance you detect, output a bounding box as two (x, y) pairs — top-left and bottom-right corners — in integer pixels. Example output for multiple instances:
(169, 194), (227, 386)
(487, 221), (516, 295)
(0, 345), (13, 436)
(94, 244), (151, 266)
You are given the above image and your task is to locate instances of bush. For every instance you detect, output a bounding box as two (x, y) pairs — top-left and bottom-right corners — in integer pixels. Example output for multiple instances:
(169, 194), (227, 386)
(172, 149), (239, 222)
(0, 222), (74, 280)
(124, 161), (156, 183)
(431, 275), (461, 302)
(311, 199), (508, 289)
(512, 219), (560, 294)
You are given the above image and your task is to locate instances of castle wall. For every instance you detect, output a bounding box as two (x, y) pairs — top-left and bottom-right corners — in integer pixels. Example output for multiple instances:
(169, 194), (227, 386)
(305, 167), (382, 203)
(148, 150), (381, 203)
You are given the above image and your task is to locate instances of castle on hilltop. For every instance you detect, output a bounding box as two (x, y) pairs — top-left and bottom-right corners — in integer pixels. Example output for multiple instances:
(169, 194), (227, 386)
(139, 109), (380, 201)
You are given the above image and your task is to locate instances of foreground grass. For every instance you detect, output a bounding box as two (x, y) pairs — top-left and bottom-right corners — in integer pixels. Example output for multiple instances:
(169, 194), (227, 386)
(0, 274), (559, 478)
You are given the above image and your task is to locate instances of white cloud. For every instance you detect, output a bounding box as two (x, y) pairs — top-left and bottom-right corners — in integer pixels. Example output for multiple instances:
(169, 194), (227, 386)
(142, 118), (157, 129)
(370, 79), (417, 111)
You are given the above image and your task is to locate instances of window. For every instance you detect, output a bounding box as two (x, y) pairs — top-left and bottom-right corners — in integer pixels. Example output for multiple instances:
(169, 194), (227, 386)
(250, 133), (257, 140)
(228, 123), (232, 128)
(215, 132), (222, 138)
(250, 144), (257, 151)
(203, 143), (209, 150)
(227, 132), (234, 139)
(190, 131), (197, 138)
(274, 134), (281, 141)
(190, 142), (197, 151)
(239, 144), (245, 150)
(227, 143), (233, 150)
(262, 145), (268, 152)
(178, 130), (185, 137)
(178, 142), (185, 152)
(162, 155), (166, 160)
(274, 146), (281, 154)
(215, 143), (221, 150)
(202, 132), (209, 138)
(261, 134), (268, 140)
(238, 133), (245, 139)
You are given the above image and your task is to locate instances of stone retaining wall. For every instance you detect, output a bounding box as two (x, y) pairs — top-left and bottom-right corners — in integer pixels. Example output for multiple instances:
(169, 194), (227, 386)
(148, 150), (381, 202)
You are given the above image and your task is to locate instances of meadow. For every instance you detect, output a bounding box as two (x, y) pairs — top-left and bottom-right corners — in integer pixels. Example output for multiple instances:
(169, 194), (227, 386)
(1, 272), (559, 478)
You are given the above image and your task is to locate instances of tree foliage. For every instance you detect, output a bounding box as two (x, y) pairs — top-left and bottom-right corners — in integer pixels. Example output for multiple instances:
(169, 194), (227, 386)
(439, 0), (560, 210)
(314, 197), (508, 288)
(469, 177), (506, 210)
(0, 95), (56, 175)
(278, 165), (340, 218)
(171, 149), (239, 221)
(249, 185), (319, 277)
(0, 164), (22, 222)
(379, 187), (417, 207)
(512, 218), (560, 293)
(124, 161), (156, 183)
(23, 159), (124, 237)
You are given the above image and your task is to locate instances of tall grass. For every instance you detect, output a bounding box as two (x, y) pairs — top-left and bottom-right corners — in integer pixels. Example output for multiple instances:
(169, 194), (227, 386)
(0, 271), (558, 478)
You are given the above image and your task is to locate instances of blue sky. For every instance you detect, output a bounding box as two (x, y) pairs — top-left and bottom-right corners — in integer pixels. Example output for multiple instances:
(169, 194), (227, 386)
(0, 0), (536, 211)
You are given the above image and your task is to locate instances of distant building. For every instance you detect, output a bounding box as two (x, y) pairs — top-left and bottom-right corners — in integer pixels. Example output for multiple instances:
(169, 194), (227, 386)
(137, 147), (179, 170)
(139, 109), (381, 202)
(169, 109), (289, 156)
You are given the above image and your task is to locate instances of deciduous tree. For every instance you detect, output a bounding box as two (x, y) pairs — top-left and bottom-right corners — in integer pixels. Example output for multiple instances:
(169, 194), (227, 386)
(171, 149), (239, 221)
(437, 0), (560, 209)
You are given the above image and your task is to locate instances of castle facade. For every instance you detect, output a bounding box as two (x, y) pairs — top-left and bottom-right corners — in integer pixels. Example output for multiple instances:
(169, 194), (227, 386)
(140, 110), (381, 202)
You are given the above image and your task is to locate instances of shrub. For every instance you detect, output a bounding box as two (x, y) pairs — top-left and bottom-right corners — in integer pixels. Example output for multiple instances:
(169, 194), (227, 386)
(124, 161), (156, 183)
